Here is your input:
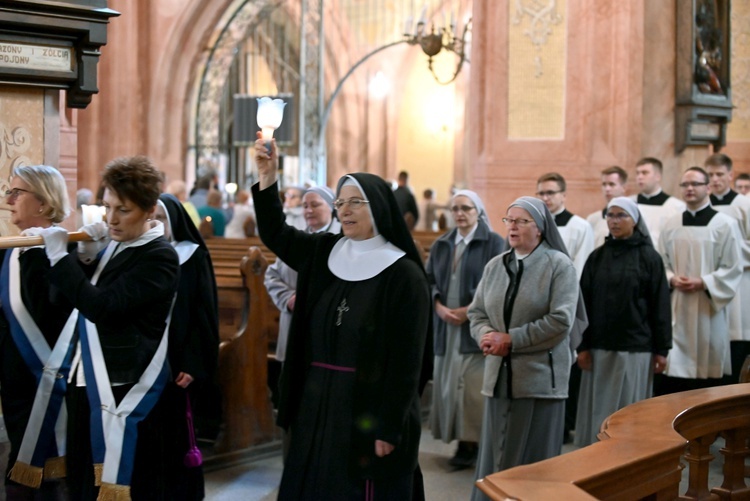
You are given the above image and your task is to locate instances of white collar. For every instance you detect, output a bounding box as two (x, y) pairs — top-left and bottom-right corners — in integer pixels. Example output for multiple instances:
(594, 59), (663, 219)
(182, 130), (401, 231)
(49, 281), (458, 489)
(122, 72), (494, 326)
(640, 188), (663, 199)
(687, 200), (711, 217)
(172, 240), (199, 265)
(454, 223), (478, 245)
(713, 188), (731, 200)
(112, 220), (164, 258)
(327, 234), (405, 281)
(551, 206), (566, 216)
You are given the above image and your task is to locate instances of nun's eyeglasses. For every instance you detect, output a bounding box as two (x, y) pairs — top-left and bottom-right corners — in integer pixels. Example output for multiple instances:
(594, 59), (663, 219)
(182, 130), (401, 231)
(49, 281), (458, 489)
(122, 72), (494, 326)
(333, 198), (370, 210)
(450, 205), (476, 213)
(605, 213), (631, 221)
(502, 217), (534, 227)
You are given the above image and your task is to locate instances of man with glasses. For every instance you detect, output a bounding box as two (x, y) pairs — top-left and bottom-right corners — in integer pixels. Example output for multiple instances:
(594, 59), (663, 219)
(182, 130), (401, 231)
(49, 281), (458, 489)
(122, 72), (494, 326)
(536, 173), (593, 280)
(705, 153), (750, 384)
(586, 166), (628, 248)
(536, 172), (593, 445)
(655, 167), (742, 395)
(632, 157), (685, 247)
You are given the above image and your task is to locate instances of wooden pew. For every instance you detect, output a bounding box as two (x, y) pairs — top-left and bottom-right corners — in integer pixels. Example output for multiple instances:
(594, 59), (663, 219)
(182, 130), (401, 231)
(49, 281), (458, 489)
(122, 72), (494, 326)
(476, 384), (750, 500)
(205, 245), (281, 465)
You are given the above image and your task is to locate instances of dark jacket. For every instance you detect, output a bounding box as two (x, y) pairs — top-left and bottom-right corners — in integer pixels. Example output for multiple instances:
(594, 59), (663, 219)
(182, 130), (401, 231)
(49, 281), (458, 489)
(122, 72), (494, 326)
(577, 230), (672, 356)
(252, 179), (430, 480)
(49, 238), (180, 383)
(426, 222), (505, 355)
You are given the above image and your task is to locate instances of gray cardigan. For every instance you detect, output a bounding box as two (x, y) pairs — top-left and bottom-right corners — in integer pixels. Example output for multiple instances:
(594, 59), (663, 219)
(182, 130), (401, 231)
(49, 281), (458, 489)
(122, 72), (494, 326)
(468, 241), (578, 399)
(426, 222), (506, 355)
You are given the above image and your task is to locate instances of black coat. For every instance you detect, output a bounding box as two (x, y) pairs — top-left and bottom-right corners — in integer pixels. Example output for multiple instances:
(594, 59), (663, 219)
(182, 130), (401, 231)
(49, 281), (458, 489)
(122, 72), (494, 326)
(426, 222), (505, 355)
(48, 238), (180, 383)
(253, 179), (431, 480)
(577, 231), (672, 356)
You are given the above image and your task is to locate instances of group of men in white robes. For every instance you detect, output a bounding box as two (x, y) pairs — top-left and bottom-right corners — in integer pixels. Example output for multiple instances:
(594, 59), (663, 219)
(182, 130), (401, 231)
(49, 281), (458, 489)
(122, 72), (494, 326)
(536, 156), (749, 425)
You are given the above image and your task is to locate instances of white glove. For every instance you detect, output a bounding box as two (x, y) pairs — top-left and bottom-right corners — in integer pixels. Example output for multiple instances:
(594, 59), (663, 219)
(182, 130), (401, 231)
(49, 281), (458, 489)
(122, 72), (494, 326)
(78, 221), (110, 264)
(19, 227), (46, 253)
(38, 226), (69, 266)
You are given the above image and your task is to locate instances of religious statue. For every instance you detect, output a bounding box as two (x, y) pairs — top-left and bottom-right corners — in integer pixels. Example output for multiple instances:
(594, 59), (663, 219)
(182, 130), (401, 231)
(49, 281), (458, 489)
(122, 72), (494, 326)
(694, 0), (724, 95)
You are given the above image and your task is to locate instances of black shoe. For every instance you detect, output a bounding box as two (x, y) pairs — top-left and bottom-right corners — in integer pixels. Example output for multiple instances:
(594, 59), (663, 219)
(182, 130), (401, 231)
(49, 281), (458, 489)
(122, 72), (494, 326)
(448, 441), (478, 469)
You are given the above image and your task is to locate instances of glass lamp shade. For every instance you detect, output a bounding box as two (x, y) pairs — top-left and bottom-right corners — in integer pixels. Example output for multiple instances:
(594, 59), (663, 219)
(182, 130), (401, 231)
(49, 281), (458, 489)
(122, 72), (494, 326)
(256, 97), (287, 140)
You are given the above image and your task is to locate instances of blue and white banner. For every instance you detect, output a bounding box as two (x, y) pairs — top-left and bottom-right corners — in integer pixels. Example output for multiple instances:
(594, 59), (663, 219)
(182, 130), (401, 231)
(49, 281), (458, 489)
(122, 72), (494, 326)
(1, 249), (77, 487)
(78, 241), (172, 491)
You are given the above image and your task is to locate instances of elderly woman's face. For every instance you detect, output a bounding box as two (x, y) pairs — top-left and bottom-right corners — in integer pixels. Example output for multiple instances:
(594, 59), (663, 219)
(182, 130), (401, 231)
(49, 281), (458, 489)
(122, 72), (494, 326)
(606, 205), (635, 239)
(8, 176), (48, 230)
(505, 206), (542, 254)
(303, 192), (331, 232)
(337, 185), (374, 241)
(153, 203), (172, 241)
(451, 195), (478, 234)
(103, 188), (155, 242)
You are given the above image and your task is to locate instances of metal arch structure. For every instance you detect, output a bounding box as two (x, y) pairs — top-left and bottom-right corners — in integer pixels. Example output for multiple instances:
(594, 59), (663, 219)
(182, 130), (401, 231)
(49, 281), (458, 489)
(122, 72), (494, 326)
(191, 0), (282, 176)
(298, 0), (325, 187)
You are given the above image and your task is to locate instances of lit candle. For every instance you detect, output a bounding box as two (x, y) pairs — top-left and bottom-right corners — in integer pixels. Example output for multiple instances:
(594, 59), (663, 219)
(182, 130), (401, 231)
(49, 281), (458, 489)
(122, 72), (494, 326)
(404, 15), (413, 36)
(418, 4), (427, 25)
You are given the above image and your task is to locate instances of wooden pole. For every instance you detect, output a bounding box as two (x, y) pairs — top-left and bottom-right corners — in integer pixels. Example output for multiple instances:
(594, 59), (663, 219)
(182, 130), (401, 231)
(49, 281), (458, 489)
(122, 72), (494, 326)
(0, 231), (92, 249)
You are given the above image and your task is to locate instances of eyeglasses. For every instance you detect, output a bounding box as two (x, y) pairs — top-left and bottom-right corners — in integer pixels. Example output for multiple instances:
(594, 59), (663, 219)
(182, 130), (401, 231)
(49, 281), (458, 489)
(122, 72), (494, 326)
(450, 205), (476, 213)
(4, 188), (34, 199)
(679, 181), (709, 188)
(502, 217), (535, 227)
(535, 190), (562, 197)
(333, 198), (370, 210)
(605, 212), (631, 221)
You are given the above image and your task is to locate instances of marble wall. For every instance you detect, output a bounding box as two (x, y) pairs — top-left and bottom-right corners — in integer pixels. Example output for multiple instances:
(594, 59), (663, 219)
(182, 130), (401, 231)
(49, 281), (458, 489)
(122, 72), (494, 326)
(0, 87), (45, 236)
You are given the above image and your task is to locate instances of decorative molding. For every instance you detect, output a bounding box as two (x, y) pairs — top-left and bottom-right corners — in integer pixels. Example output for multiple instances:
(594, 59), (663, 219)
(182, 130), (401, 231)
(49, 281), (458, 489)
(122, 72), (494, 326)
(511, 0), (562, 77)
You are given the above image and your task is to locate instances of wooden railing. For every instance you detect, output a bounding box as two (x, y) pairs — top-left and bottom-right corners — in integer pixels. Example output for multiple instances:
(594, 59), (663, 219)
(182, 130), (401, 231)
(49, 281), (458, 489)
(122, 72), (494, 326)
(476, 384), (750, 500)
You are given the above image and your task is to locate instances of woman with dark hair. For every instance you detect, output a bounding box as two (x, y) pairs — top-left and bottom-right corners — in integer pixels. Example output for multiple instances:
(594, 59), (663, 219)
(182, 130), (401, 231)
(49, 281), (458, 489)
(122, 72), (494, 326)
(574, 197), (671, 447)
(254, 137), (432, 500)
(0, 165), (74, 499)
(427, 190), (505, 468)
(35, 156), (180, 499)
(468, 196), (586, 501)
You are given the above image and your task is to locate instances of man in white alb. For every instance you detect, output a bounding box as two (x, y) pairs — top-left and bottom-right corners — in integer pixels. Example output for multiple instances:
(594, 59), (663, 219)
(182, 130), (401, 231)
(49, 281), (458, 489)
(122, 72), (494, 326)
(735, 173), (750, 196)
(536, 172), (594, 279)
(705, 153), (750, 383)
(586, 166), (628, 248)
(536, 172), (594, 444)
(632, 157), (685, 247)
(656, 167), (742, 395)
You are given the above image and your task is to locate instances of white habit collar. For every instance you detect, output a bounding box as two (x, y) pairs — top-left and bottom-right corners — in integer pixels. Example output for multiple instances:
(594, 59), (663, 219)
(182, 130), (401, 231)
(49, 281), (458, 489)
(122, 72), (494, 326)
(328, 234), (405, 281)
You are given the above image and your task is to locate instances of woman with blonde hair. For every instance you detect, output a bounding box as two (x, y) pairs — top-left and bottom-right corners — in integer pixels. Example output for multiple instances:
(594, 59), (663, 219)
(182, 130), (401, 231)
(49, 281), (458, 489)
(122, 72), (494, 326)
(0, 165), (74, 499)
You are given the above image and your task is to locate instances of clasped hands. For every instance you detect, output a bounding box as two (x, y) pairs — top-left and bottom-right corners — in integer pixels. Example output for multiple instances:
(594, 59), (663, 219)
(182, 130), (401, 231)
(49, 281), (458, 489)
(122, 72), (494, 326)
(480, 331), (511, 357)
(670, 275), (704, 293)
(435, 301), (467, 326)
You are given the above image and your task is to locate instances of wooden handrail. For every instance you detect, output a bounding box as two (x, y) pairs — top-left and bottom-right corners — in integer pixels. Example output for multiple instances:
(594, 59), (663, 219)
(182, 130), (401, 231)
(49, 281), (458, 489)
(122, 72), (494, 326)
(477, 384), (750, 500)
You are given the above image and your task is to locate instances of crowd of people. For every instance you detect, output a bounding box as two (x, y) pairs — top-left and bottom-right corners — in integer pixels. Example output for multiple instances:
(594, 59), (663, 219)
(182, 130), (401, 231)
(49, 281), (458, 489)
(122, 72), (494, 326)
(1, 148), (749, 500)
